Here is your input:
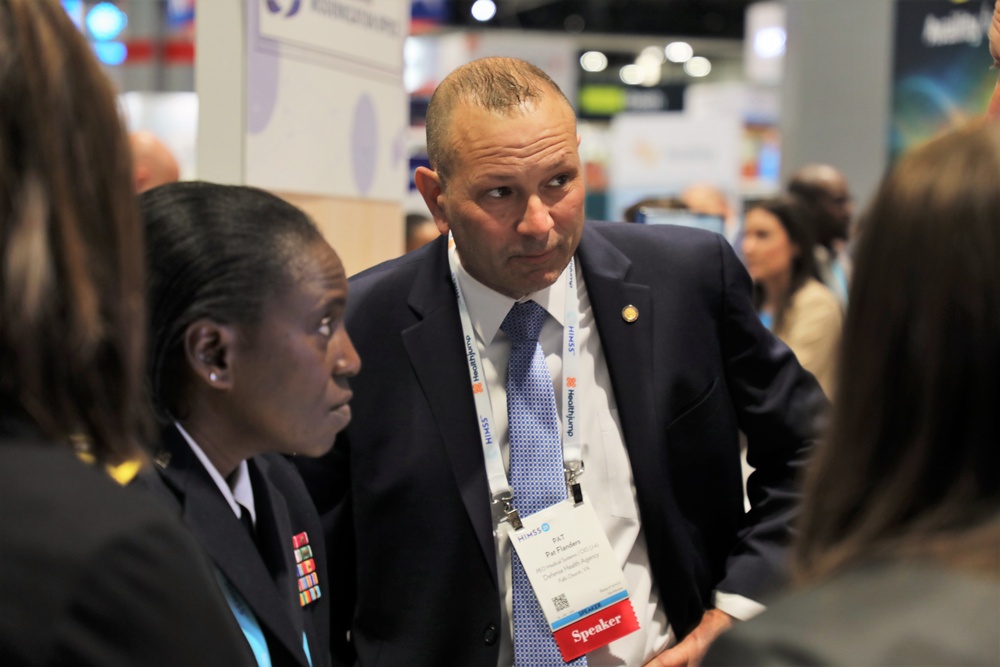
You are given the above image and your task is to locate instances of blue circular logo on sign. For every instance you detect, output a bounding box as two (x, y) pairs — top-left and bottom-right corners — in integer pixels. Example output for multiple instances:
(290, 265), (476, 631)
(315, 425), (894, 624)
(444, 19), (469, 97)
(541, 523), (550, 532)
(265, 0), (301, 17)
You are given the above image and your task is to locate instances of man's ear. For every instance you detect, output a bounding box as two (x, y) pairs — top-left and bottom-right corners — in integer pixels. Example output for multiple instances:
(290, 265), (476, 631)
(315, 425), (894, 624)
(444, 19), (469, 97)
(183, 319), (237, 390)
(414, 166), (450, 235)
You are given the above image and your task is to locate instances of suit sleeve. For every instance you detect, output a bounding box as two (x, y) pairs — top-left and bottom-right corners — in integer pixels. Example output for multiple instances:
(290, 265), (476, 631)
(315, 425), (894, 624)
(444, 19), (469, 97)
(715, 235), (827, 600)
(47, 511), (255, 666)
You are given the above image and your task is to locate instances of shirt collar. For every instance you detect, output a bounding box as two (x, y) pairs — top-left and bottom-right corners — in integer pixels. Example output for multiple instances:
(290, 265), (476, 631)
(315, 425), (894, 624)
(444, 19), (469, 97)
(450, 243), (567, 345)
(174, 421), (255, 524)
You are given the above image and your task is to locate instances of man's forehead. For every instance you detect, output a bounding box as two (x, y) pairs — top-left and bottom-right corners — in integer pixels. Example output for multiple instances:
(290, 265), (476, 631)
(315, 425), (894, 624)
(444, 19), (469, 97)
(449, 94), (575, 137)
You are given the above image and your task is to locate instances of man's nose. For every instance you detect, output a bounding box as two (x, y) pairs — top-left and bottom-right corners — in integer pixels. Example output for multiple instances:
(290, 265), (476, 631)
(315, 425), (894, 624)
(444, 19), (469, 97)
(517, 194), (554, 239)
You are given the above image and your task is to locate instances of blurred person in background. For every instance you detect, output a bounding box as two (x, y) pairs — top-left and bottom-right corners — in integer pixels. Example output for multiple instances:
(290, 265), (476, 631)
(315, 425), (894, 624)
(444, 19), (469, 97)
(707, 120), (1000, 666)
(681, 183), (741, 249)
(138, 182), (361, 667)
(406, 212), (440, 253)
(742, 195), (842, 398)
(988, 0), (1000, 119)
(788, 164), (853, 307)
(621, 195), (685, 222)
(129, 130), (180, 192)
(0, 1), (251, 663)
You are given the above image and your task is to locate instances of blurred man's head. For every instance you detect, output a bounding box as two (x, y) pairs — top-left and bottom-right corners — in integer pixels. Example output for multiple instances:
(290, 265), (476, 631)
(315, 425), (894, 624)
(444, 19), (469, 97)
(681, 183), (736, 235)
(788, 164), (853, 247)
(681, 184), (731, 219)
(405, 213), (440, 253)
(129, 131), (180, 192)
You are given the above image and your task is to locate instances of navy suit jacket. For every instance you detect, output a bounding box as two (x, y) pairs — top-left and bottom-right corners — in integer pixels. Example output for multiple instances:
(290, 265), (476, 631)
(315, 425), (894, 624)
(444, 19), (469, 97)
(141, 426), (330, 667)
(297, 221), (825, 666)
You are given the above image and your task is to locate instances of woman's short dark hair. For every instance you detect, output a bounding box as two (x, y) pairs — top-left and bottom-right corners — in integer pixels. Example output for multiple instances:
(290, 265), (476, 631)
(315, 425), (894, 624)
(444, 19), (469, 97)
(748, 194), (818, 331)
(795, 120), (1000, 580)
(139, 182), (324, 420)
(0, 0), (144, 462)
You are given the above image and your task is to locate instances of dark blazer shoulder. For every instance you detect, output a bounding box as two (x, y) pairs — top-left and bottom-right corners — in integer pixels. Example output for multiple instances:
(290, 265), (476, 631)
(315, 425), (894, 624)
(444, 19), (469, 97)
(584, 219), (729, 265)
(0, 437), (251, 666)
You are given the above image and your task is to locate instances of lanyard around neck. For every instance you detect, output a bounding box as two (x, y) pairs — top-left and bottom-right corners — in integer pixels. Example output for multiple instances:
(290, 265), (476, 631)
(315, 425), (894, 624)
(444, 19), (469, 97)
(447, 234), (584, 529)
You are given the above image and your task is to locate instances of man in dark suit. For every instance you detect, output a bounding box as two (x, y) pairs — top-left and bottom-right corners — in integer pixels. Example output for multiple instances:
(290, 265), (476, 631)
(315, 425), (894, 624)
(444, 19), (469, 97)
(297, 57), (824, 667)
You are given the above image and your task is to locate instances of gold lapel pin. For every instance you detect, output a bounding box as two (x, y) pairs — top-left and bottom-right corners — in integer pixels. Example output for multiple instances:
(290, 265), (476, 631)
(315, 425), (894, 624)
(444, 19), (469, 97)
(621, 305), (639, 323)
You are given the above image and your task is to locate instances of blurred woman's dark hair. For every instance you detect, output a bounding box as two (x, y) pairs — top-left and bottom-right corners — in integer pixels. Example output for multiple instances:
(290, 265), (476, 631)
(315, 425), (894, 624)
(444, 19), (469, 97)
(748, 194), (818, 332)
(139, 182), (324, 421)
(0, 0), (144, 463)
(795, 120), (1000, 580)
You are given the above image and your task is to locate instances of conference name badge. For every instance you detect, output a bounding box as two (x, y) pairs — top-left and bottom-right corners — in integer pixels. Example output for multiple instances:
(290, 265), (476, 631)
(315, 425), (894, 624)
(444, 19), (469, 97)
(509, 497), (639, 661)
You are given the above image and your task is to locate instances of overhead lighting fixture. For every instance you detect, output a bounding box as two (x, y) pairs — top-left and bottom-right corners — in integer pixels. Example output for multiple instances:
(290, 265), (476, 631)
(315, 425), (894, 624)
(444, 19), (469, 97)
(470, 0), (496, 22)
(684, 56), (712, 77)
(664, 41), (693, 63)
(635, 53), (663, 87)
(619, 64), (644, 86)
(640, 46), (666, 65)
(754, 26), (787, 58)
(93, 41), (127, 66)
(86, 2), (127, 41)
(580, 51), (608, 73)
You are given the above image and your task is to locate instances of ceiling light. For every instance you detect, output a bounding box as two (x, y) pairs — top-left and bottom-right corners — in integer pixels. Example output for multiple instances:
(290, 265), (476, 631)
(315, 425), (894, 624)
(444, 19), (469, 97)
(754, 27), (787, 58)
(664, 41), (693, 63)
(470, 0), (496, 22)
(580, 51), (608, 73)
(619, 64), (644, 85)
(640, 46), (665, 65)
(684, 56), (712, 77)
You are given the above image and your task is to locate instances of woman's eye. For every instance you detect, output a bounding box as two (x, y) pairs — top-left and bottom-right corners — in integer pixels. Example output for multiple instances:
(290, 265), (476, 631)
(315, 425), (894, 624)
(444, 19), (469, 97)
(319, 317), (333, 337)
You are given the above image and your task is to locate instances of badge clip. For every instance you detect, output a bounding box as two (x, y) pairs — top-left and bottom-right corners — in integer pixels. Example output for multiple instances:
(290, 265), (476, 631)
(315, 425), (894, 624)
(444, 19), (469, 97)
(494, 492), (523, 530)
(565, 462), (585, 506)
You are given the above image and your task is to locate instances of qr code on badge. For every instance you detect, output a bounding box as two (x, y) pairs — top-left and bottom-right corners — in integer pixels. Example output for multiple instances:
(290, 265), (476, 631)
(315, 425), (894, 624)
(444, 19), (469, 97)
(552, 593), (570, 612)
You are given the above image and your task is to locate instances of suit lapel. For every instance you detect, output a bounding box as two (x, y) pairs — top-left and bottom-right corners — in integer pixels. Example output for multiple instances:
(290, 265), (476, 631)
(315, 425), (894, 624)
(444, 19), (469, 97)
(574, 227), (665, 510)
(155, 428), (308, 666)
(247, 458), (308, 650)
(402, 239), (497, 582)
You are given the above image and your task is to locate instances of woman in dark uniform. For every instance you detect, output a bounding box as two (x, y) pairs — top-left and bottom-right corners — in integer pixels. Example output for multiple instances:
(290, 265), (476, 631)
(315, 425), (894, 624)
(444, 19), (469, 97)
(137, 182), (360, 667)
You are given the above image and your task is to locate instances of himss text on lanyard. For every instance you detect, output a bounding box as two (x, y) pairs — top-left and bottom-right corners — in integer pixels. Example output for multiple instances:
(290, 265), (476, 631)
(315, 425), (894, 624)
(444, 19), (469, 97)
(447, 234), (584, 529)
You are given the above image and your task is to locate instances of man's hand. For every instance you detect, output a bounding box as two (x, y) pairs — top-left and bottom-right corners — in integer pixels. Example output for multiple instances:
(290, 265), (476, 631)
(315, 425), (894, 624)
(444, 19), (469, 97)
(642, 609), (734, 667)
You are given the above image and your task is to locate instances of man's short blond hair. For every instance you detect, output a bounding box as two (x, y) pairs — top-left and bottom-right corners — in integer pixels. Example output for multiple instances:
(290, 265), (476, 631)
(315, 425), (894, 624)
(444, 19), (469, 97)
(425, 57), (572, 182)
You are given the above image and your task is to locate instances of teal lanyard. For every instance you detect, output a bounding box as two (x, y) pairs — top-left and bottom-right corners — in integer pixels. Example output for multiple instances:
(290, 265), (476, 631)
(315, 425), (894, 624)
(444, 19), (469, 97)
(214, 569), (272, 667)
(212, 569), (315, 667)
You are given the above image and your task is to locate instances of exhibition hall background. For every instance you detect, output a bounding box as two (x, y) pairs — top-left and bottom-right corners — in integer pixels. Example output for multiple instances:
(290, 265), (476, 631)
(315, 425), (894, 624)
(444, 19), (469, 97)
(69, 0), (995, 274)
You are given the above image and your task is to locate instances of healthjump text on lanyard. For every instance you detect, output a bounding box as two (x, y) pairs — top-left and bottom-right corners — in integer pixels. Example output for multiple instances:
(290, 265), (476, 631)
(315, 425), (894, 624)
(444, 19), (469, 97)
(448, 236), (639, 661)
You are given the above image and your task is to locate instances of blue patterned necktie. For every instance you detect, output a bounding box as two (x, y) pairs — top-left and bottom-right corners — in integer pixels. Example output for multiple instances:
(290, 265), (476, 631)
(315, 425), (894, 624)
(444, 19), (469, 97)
(502, 300), (587, 666)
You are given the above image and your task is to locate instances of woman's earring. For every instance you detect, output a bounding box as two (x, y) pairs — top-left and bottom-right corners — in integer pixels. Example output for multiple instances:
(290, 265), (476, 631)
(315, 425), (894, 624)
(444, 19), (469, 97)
(209, 372), (218, 382)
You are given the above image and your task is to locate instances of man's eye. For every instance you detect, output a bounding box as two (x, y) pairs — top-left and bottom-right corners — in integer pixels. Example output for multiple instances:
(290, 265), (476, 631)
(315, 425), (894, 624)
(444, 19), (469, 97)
(319, 317), (333, 337)
(548, 174), (569, 187)
(485, 186), (511, 198)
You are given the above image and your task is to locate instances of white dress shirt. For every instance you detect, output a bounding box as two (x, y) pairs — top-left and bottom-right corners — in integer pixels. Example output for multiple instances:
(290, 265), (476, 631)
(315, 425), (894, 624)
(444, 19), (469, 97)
(175, 422), (256, 526)
(451, 246), (763, 667)
(452, 247), (670, 666)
